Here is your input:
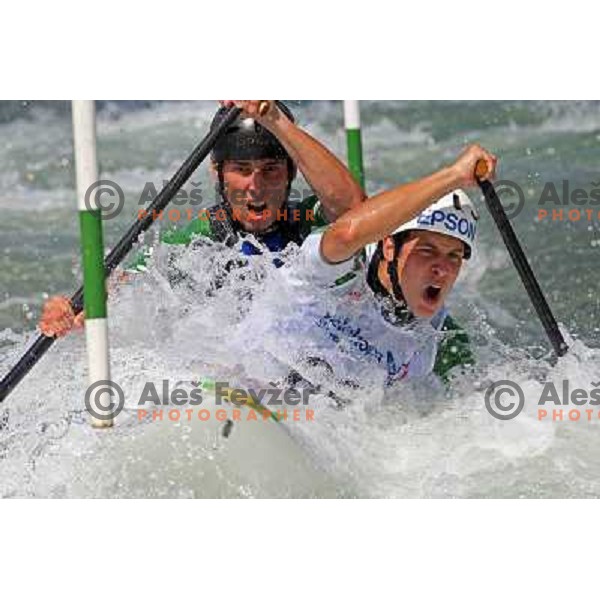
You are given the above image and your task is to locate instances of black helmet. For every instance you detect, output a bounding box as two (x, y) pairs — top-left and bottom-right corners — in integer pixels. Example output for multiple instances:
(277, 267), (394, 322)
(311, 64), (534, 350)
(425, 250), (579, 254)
(210, 101), (297, 203)
(210, 101), (295, 163)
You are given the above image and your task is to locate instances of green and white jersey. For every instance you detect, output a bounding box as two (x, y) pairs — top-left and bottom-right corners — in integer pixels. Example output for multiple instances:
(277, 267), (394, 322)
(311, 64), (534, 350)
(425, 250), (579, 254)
(274, 231), (474, 385)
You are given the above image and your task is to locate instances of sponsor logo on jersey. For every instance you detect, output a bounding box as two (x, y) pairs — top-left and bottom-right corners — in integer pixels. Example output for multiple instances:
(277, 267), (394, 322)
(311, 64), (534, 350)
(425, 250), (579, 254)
(316, 313), (411, 384)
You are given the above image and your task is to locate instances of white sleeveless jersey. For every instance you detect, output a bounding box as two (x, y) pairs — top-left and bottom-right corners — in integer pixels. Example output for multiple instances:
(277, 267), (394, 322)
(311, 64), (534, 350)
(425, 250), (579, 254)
(273, 232), (448, 387)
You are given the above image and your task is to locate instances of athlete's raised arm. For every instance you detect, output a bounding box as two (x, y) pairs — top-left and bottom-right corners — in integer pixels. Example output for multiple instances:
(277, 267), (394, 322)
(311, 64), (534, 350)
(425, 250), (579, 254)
(221, 101), (365, 221)
(320, 144), (497, 264)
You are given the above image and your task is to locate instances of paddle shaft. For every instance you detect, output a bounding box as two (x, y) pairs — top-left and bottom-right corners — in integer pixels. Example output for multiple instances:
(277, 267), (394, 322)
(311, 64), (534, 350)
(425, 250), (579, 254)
(475, 162), (568, 357)
(0, 106), (242, 403)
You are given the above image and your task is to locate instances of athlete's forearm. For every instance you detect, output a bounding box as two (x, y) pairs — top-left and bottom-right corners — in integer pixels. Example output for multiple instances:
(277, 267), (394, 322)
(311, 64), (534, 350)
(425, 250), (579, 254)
(321, 165), (460, 264)
(264, 110), (365, 221)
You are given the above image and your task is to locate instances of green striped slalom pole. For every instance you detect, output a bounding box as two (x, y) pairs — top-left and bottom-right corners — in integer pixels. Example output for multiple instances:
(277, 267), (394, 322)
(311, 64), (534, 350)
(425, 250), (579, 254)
(72, 101), (112, 428)
(343, 101), (365, 190)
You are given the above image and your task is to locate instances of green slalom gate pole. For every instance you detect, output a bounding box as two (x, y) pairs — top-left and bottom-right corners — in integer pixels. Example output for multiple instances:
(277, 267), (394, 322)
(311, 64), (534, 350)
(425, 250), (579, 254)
(343, 101), (365, 190)
(72, 101), (112, 428)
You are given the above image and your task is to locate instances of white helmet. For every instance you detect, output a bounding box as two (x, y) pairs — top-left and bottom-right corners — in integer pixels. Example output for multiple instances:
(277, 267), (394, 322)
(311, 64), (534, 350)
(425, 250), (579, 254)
(366, 189), (478, 263)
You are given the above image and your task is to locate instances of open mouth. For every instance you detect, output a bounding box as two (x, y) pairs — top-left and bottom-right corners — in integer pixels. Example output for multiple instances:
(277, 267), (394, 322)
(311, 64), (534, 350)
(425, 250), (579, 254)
(423, 284), (442, 303)
(246, 202), (268, 220)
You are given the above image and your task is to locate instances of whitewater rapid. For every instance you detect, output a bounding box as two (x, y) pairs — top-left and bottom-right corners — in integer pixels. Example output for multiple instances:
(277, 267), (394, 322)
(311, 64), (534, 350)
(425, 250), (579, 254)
(1, 100), (599, 497)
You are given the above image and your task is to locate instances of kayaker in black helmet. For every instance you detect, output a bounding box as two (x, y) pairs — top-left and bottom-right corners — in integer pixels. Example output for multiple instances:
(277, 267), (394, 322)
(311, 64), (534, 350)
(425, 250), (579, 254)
(39, 100), (365, 337)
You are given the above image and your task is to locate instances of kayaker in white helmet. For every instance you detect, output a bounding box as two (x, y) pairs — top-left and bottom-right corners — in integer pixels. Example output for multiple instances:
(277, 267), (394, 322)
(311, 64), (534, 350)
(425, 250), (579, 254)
(268, 143), (496, 387)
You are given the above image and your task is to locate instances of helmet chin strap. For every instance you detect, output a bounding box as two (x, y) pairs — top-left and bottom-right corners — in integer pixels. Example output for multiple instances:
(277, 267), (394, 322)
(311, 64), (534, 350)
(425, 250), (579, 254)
(387, 258), (406, 306)
(379, 235), (415, 325)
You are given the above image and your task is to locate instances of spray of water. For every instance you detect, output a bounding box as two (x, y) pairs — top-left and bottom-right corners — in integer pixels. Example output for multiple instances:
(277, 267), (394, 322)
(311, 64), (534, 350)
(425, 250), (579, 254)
(2, 100), (599, 497)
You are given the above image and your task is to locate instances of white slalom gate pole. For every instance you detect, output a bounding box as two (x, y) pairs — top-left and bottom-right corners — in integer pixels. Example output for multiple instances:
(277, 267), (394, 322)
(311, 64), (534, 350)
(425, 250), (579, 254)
(72, 101), (113, 428)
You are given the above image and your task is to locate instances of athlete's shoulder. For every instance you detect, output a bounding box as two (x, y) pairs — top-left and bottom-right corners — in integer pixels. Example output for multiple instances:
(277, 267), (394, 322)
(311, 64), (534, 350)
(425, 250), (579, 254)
(160, 215), (214, 245)
(296, 229), (364, 290)
(124, 214), (215, 273)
